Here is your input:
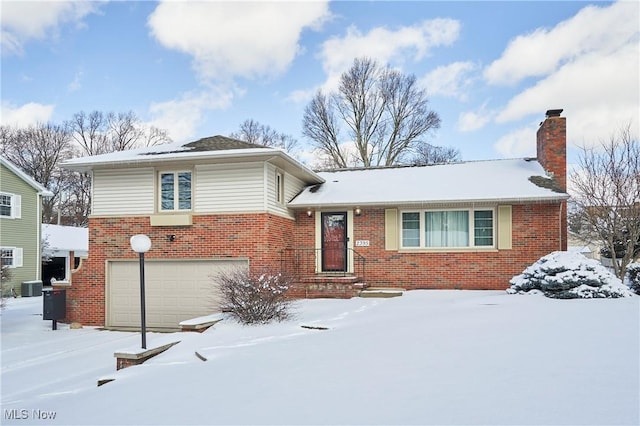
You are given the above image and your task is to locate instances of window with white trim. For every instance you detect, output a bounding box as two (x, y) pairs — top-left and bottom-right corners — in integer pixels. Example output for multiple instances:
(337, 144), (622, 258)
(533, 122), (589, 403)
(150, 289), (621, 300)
(0, 192), (20, 218)
(159, 171), (192, 211)
(1, 247), (22, 268)
(401, 209), (495, 249)
(275, 171), (284, 204)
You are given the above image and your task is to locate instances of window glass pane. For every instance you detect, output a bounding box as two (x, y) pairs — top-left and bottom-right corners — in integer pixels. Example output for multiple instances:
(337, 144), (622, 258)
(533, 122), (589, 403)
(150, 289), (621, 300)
(402, 212), (420, 247)
(178, 172), (191, 210)
(0, 194), (11, 217)
(161, 173), (174, 210)
(425, 211), (469, 247)
(1, 249), (13, 267)
(474, 210), (493, 246)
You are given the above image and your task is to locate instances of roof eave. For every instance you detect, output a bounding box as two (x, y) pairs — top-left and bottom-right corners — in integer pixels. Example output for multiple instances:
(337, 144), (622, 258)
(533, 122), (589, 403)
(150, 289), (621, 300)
(62, 149), (325, 184)
(288, 194), (570, 209)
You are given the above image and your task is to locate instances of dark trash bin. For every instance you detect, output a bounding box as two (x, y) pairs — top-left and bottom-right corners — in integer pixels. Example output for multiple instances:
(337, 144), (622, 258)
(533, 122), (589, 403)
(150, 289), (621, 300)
(43, 288), (66, 321)
(21, 280), (43, 297)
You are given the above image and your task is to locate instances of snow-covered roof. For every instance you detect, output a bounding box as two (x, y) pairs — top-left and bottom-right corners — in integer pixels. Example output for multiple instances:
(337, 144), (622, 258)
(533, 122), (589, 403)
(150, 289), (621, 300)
(289, 158), (569, 208)
(42, 224), (88, 257)
(0, 156), (53, 196)
(61, 135), (324, 184)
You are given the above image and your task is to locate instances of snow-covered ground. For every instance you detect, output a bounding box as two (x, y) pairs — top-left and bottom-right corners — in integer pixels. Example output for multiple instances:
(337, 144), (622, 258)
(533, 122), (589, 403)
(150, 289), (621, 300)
(1, 290), (638, 425)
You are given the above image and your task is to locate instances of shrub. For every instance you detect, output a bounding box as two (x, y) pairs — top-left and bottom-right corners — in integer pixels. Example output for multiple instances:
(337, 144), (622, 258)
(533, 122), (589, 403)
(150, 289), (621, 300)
(507, 251), (634, 299)
(216, 268), (294, 325)
(626, 263), (640, 295)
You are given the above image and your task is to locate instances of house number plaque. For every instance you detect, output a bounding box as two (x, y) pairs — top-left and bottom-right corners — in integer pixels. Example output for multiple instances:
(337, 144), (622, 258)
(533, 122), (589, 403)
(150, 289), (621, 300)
(355, 240), (370, 247)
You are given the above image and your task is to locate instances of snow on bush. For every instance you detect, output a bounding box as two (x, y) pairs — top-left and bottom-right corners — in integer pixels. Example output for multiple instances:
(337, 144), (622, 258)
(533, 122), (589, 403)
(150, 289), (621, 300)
(626, 263), (640, 295)
(217, 268), (294, 325)
(507, 251), (634, 299)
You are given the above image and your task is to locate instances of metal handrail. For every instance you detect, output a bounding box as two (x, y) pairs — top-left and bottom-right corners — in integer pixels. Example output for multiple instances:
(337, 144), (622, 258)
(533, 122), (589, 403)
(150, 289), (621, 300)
(279, 247), (366, 281)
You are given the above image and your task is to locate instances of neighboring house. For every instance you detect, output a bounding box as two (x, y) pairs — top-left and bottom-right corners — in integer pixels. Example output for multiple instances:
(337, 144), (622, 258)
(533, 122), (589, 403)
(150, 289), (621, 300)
(42, 224), (88, 285)
(568, 231), (601, 260)
(0, 156), (53, 296)
(62, 110), (569, 329)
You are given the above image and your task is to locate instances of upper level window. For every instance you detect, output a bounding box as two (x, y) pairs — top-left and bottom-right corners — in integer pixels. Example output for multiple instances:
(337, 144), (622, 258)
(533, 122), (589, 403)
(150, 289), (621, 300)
(0, 193), (20, 219)
(401, 209), (494, 249)
(275, 171), (284, 205)
(159, 171), (192, 211)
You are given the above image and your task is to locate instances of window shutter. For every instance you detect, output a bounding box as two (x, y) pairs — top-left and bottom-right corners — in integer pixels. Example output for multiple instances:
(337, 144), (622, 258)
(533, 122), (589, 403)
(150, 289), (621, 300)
(385, 209), (399, 251)
(497, 205), (512, 250)
(12, 194), (21, 219)
(13, 248), (23, 267)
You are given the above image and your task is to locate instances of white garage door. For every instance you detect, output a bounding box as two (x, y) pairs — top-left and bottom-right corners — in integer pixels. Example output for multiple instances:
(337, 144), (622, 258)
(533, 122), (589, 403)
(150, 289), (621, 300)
(107, 259), (247, 329)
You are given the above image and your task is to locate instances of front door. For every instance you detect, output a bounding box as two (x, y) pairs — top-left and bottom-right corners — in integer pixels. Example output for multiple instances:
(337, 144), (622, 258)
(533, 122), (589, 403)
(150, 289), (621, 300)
(321, 212), (347, 272)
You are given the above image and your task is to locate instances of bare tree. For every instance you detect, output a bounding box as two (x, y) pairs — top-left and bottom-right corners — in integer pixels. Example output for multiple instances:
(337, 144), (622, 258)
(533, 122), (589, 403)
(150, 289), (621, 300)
(0, 123), (73, 223)
(68, 110), (170, 156)
(1, 111), (172, 226)
(412, 143), (461, 165)
(303, 57), (441, 168)
(570, 124), (640, 279)
(230, 119), (299, 153)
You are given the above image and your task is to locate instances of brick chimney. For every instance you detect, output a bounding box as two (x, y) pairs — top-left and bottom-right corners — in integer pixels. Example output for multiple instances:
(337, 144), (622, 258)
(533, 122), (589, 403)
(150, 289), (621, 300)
(536, 109), (567, 192)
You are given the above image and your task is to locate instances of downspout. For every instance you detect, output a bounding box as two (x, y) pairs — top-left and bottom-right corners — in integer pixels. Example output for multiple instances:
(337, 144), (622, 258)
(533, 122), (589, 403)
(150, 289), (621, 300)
(36, 193), (42, 280)
(559, 201), (564, 251)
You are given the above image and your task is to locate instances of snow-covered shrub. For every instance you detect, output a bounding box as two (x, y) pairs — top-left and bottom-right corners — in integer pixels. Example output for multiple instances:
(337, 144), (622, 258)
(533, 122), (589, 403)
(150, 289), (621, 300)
(216, 268), (293, 325)
(626, 263), (640, 295)
(507, 251), (634, 299)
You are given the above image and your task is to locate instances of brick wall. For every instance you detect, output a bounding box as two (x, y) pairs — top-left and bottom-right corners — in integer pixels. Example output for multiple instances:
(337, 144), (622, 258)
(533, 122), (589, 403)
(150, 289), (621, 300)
(292, 203), (565, 291)
(536, 112), (568, 250)
(67, 213), (294, 325)
(69, 202), (566, 325)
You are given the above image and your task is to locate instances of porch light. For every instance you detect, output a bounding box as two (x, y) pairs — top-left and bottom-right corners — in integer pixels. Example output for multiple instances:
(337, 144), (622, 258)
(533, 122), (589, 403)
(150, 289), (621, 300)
(306, 208), (313, 217)
(130, 234), (151, 349)
(355, 207), (362, 216)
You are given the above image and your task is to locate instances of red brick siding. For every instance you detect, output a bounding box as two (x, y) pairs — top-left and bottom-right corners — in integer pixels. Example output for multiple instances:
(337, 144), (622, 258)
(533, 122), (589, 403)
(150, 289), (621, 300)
(68, 213), (294, 325)
(70, 201), (565, 325)
(536, 115), (567, 250)
(292, 203), (565, 291)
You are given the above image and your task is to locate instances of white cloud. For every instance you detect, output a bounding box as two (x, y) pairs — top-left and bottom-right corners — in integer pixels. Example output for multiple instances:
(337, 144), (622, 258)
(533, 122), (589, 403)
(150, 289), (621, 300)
(420, 61), (477, 100)
(147, 1), (330, 83)
(496, 43), (639, 146)
(317, 18), (461, 93)
(0, 102), (55, 127)
(494, 125), (538, 158)
(485, 1), (639, 149)
(484, 1), (639, 85)
(0, 1), (103, 55)
(147, 87), (237, 143)
(457, 104), (493, 132)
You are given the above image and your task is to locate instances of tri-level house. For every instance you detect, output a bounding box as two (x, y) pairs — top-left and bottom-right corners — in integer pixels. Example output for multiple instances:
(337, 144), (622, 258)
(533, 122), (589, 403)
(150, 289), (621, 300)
(62, 110), (569, 329)
(1, 156), (52, 296)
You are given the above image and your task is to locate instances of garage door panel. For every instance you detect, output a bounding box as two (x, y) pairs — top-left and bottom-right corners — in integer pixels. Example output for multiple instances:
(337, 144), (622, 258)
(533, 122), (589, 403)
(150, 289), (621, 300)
(107, 259), (247, 329)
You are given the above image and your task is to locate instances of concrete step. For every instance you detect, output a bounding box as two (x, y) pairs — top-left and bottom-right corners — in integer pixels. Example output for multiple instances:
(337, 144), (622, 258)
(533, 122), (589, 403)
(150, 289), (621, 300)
(359, 288), (404, 298)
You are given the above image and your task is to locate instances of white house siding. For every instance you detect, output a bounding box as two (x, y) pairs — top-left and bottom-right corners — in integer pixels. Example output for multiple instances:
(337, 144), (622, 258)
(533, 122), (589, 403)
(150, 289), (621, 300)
(195, 163), (264, 213)
(92, 168), (155, 216)
(266, 163), (305, 218)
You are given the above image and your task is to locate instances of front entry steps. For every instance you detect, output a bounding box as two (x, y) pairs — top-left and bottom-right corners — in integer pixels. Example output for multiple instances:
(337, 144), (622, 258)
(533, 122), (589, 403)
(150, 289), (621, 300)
(359, 287), (405, 298)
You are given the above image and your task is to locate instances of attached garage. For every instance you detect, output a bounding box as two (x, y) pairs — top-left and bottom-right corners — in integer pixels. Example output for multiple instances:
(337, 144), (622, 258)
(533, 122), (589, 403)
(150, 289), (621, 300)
(106, 259), (247, 330)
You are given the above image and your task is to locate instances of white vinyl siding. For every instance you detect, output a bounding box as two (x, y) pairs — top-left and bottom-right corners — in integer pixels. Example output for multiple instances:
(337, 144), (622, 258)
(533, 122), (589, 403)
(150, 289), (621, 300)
(266, 163), (305, 218)
(195, 163), (264, 213)
(92, 168), (155, 215)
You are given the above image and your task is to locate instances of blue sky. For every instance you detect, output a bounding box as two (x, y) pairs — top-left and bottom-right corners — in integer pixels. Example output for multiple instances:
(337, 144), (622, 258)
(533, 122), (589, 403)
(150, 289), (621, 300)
(1, 1), (638, 166)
